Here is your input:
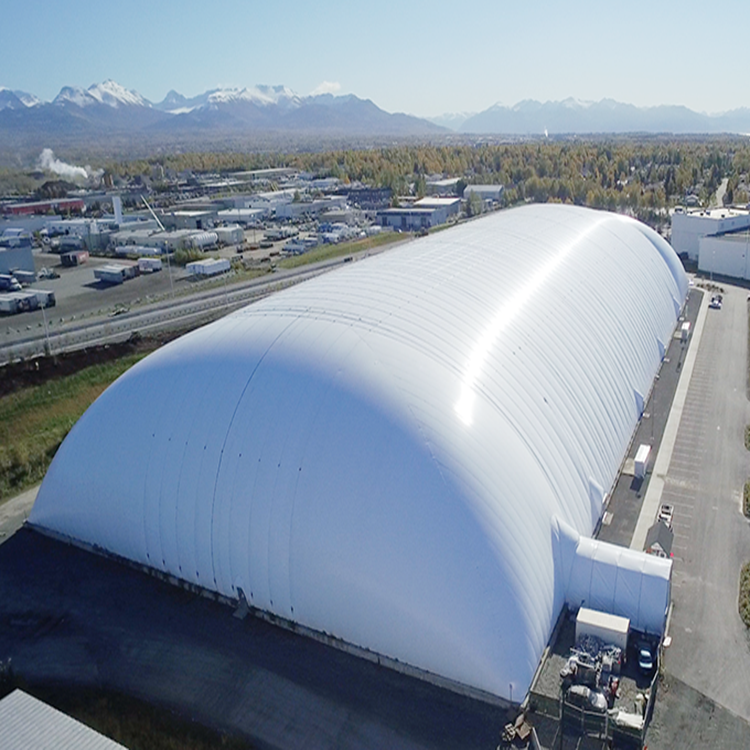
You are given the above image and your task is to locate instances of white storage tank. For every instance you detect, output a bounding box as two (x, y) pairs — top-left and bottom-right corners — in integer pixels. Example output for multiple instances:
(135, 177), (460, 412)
(189, 232), (218, 250)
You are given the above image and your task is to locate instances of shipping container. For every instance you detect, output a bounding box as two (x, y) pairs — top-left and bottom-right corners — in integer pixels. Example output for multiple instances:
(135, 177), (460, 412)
(94, 264), (137, 285)
(137, 257), (163, 273)
(575, 607), (629, 650)
(0, 294), (20, 314)
(12, 269), (36, 285)
(34, 289), (56, 308)
(61, 250), (89, 267)
(186, 258), (230, 277)
(0, 274), (21, 292)
(8, 291), (39, 312)
(634, 444), (650, 479)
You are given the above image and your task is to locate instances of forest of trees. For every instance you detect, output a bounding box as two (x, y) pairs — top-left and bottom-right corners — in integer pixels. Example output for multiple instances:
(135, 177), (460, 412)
(99, 137), (750, 231)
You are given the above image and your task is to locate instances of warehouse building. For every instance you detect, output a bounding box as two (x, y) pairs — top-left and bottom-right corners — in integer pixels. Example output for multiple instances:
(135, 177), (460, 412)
(29, 204), (686, 704)
(697, 230), (750, 280)
(413, 196), (461, 218)
(670, 206), (750, 261)
(377, 206), (448, 230)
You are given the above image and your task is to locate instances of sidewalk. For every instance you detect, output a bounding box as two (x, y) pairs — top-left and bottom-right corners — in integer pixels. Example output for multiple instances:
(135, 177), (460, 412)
(0, 484), (39, 545)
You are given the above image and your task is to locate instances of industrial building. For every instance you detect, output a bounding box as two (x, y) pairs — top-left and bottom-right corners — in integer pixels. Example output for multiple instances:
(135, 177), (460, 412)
(163, 210), (214, 231)
(3, 198), (85, 216)
(696, 230), (750, 280)
(425, 177), (460, 195)
(670, 206), (750, 280)
(0, 690), (127, 750)
(413, 196), (461, 218)
(275, 196), (347, 221)
(377, 206), (448, 230)
(670, 206), (750, 261)
(0, 246), (34, 275)
(0, 228), (33, 249)
(463, 184), (504, 202)
(29, 204), (686, 705)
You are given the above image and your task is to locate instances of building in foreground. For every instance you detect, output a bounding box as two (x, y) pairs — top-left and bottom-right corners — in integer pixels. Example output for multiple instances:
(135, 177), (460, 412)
(29, 204), (687, 704)
(0, 690), (127, 750)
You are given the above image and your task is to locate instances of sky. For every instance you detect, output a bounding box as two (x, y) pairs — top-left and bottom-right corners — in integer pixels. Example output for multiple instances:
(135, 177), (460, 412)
(1, 0), (747, 118)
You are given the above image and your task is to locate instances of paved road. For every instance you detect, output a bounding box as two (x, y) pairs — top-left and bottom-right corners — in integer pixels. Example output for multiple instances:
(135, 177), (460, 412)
(714, 177), (729, 208)
(662, 281), (750, 720)
(0, 529), (504, 750)
(0, 250), (381, 364)
(0, 485), (38, 545)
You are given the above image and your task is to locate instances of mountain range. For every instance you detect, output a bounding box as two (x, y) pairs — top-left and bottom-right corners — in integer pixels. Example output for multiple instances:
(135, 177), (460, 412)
(453, 98), (750, 135)
(0, 80), (445, 139)
(2, 81), (750, 155)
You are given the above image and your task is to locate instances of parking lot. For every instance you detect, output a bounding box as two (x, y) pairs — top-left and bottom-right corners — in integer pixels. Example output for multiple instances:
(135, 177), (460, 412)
(660, 281), (750, 721)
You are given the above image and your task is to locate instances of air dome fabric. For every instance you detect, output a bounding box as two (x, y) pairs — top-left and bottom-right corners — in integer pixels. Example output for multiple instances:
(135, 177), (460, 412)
(30, 204), (688, 701)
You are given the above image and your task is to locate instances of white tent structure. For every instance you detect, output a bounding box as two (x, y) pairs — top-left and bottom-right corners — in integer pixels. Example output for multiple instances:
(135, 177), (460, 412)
(30, 204), (687, 703)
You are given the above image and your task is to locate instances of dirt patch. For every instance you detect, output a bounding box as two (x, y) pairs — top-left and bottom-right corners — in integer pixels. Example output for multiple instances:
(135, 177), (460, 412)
(0, 328), (188, 399)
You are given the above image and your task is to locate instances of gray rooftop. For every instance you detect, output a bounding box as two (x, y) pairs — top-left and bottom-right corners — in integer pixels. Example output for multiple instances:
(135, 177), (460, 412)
(0, 690), (127, 750)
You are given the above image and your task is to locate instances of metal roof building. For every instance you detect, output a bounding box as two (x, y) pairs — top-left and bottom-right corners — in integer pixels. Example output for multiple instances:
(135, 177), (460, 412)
(0, 690), (127, 750)
(29, 204), (687, 703)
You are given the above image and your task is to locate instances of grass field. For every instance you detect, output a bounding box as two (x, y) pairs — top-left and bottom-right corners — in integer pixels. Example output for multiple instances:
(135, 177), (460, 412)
(277, 231), (404, 269)
(740, 562), (750, 627)
(0, 353), (147, 501)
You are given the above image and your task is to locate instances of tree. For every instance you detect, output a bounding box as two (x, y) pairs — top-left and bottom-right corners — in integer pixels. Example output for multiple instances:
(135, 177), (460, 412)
(466, 191), (483, 217)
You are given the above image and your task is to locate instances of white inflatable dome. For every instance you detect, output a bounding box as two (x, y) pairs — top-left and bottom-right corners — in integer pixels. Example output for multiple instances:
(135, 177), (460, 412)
(30, 204), (687, 701)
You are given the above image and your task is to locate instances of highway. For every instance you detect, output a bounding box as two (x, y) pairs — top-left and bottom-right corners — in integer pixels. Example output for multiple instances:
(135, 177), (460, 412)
(0, 251), (374, 364)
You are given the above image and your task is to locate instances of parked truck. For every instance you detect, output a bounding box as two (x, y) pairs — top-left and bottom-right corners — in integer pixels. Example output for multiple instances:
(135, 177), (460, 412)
(0, 274), (22, 292)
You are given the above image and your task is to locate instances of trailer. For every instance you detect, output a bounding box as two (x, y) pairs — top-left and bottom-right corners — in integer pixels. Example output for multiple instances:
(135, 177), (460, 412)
(61, 250), (89, 267)
(634, 444), (651, 479)
(575, 607), (629, 651)
(94, 264), (138, 285)
(10, 269), (35, 285)
(0, 294), (20, 314)
(0, 274), (21, 292)
(1, 291), (40, 313)
(137, 257), (163, 273)
(186, 258), (230, 277)
(34, 289), (56, 308)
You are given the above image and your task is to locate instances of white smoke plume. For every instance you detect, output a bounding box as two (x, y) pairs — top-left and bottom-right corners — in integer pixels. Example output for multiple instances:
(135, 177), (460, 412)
(37, 148), (93, 183)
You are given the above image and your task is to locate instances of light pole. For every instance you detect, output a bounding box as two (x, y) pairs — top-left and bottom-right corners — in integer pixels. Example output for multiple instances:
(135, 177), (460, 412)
(40, 301), (51, 356)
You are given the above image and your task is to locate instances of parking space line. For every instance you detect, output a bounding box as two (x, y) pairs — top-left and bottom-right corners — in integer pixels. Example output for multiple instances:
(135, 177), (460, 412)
(631, 292), (710, 551)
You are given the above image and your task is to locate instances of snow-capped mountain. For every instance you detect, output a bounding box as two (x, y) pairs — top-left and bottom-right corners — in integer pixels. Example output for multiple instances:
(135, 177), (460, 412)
(8, 79), (750, 152)
(0, 80), (445, 150)
(155, 85), (303, 114)
(54, 80), (149, 108)
(0, 88), (40, 111)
